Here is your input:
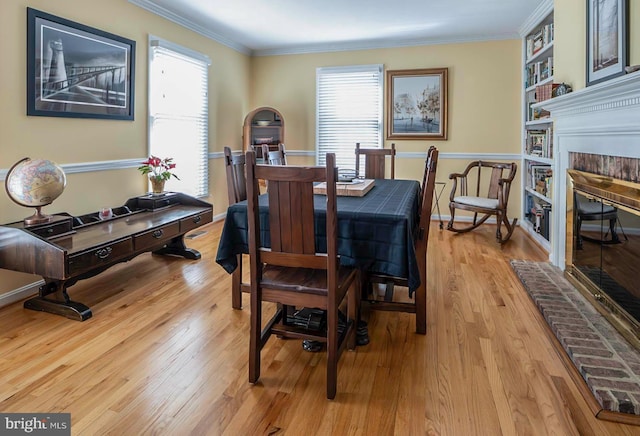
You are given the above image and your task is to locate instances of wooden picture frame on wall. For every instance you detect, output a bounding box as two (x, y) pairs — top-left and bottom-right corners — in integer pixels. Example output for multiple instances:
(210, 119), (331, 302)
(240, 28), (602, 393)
(386, 68), (448, 140)
(586, 0), (628, 87)
(27, 7), (136, 120)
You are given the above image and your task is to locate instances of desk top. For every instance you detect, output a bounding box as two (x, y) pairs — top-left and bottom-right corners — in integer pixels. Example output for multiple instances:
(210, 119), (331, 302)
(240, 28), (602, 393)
(216, 179), (421, 292)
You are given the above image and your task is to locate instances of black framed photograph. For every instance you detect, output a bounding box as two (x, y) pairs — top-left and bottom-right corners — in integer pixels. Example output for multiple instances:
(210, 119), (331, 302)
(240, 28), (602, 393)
(586, 0), (628, 87)
(386, 68), (448, 140)
(27, 8), (136, 120)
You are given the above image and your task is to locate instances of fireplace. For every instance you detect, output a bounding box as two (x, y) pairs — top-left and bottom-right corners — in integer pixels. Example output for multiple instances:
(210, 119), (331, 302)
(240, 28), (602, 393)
(540, 71), (640, 348)
(566, 166), (640, 349)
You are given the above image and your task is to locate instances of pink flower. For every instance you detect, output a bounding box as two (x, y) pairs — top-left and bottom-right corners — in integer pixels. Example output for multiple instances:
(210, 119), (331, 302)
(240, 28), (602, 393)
(138, 155), (180, 181)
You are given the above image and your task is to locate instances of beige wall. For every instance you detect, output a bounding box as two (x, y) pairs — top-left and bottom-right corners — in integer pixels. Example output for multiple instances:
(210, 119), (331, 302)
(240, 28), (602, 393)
(251, 39), (523, 221)
(555, 1), (640, 90)
(251, 40), (522, 155)
(3, 2), (638, 300)
(0, 0), (251, 294)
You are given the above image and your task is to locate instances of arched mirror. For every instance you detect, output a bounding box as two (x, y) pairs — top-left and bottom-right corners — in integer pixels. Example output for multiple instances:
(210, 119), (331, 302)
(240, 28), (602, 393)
(242, 107), (284, 160)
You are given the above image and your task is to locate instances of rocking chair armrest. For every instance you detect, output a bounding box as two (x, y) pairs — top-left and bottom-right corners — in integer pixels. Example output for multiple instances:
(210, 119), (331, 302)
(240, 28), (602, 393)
(448, 172), (465, 179)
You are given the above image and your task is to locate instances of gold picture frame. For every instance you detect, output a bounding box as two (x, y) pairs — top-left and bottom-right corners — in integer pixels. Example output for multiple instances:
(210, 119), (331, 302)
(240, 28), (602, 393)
(386, 68), (448, 140)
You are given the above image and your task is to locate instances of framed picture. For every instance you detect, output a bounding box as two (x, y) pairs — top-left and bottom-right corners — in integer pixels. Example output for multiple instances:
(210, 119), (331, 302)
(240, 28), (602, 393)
(27, 8), (136, 120)
(386, 68), (448, 140)
(586, 0), (628, 87)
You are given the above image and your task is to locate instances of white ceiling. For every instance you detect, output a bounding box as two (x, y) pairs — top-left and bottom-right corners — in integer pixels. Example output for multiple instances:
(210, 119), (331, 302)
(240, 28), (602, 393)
(133, 0), (546, 55)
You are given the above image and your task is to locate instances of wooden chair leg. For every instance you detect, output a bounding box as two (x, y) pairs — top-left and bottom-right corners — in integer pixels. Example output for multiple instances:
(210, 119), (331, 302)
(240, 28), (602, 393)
(326, 302), (338, 399)
(347, 275), (359, 350)
(415, 244), (427, 335)
(231, 254), (243, 309)
(249, 287), (261, 384)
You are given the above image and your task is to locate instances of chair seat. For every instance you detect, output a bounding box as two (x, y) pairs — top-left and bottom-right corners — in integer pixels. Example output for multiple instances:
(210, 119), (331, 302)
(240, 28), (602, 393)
(262, 265), (357, 295)
(453, 196), (499, 210)
(578, 201), (616, 216)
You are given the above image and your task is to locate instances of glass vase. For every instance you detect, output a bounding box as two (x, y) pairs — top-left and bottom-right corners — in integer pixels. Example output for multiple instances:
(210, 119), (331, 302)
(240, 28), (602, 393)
(150, 176), (165, 195)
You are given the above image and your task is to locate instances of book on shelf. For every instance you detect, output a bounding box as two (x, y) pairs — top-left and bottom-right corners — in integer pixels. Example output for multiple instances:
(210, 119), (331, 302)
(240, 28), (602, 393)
(526, 23), (553, 59)
(525, 57), (554, 89)
(526, 194), (552, 239)
(526, 127), (553, 158)
(527, 163), (553, 197)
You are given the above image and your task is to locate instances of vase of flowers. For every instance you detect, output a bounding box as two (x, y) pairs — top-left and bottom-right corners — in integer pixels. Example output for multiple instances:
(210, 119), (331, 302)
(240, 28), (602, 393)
(138, 156), (179, 194)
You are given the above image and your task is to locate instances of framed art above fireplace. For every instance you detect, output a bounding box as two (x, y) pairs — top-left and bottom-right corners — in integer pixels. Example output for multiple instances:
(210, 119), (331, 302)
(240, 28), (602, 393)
(586, 0), (629, 86)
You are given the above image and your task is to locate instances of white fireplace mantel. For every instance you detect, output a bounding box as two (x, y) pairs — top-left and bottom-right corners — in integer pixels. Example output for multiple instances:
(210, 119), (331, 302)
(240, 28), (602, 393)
(540, 70), (640, 269)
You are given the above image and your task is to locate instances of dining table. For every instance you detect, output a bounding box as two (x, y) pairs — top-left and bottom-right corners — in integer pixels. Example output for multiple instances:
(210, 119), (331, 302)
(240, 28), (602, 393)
(215, 178), (422, 295)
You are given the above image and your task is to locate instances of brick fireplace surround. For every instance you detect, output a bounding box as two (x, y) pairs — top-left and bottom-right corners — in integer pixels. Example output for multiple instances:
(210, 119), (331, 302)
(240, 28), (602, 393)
(515, 71), (640, 424)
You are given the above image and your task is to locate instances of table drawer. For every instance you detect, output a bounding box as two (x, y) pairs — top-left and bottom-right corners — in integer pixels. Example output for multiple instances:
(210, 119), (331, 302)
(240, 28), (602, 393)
(68, 238), (133, 276)
(133, 222), (180, 251)
(180, 211), (212, 233)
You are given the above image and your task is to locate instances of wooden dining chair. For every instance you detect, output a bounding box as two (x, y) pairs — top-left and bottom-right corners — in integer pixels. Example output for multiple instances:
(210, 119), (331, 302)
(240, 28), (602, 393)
(246, 151), (359, 399)
(447, 161), (518, 243)
(363, 146), (439, 334)
(261, 143), (287, 165)
(223, 146), (249, 309)
(355, 143), (396, 179)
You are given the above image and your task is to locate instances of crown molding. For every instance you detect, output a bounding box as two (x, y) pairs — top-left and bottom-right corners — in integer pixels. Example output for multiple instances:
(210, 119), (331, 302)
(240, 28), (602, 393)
(518, 0), (553, 36)
(129, 0), (252, 55)
(253, 33), (519, 57)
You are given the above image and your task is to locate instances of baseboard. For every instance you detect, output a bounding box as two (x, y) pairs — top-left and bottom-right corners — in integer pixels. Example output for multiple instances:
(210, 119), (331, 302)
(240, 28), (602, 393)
(0, 280), (43, 309)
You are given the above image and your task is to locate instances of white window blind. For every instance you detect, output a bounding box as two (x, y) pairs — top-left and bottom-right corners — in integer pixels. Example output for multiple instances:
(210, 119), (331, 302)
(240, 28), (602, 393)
(149, 37), (210, 197)
(316, 64), (383, 170)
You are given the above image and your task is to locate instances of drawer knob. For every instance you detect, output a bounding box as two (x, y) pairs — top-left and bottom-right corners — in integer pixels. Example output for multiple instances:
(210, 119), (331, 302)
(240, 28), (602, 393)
(193, 215), (202, 224)
(95, 247), (112, 259)
(152, 229), (164, 239)
(46, 228), (54, 234)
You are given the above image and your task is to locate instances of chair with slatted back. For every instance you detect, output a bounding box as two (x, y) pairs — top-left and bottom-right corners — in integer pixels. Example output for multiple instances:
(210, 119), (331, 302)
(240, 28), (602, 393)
(447, 161), (517, 243)
(261, 143), (287, 165)
(364, 146), (438, 334)
(223, 146), (248, 309)
(355, 143), (396, 179)
(246, 151), (359, 399)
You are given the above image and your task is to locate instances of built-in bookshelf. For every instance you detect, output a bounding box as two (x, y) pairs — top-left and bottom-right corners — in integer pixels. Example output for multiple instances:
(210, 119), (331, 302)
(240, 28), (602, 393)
(521, 4), (554, 252)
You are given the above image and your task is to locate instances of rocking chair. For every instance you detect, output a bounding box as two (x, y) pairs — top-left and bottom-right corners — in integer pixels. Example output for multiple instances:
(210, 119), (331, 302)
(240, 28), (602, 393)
(447, 161), (518, 243)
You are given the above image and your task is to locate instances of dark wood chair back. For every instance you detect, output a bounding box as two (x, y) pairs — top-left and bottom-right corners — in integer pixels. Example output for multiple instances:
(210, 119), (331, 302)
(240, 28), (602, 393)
(261, 143), (287, 165)
(223, 146), (247, 205)
(355, 143), (396, 179)
(363, 146), (438, 334)
(245, 151), (358, 399)
(224, 146), (249, 310)
(447, 161), (518, 243)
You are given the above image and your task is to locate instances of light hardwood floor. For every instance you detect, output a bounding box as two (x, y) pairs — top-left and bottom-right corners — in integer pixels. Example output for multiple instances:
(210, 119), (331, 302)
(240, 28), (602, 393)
(0, 221), (638, 435)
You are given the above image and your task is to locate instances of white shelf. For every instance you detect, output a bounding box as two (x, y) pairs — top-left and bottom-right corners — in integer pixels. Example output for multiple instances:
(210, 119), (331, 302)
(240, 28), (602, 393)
(526, 118), (552, 126)
(524, 155), (553, 165)
(526, 41), (554, 64)
(521, 219), (551, 249)
(525, 187), (552, 204)
(525, 75), (554, 93)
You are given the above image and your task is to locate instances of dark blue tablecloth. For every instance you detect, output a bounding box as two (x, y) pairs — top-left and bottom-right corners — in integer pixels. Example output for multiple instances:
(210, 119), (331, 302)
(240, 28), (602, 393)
(215, 179), (421, 293)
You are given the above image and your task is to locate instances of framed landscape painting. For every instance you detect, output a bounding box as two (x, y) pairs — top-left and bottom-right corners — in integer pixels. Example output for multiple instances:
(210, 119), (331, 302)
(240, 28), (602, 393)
(586, 0), (628, 86)
(27, 8), (136, 120)
(386, 68), (448, 140)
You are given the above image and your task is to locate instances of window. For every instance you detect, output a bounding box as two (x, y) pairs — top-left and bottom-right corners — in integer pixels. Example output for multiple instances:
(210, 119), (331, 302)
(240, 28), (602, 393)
(149, 36), (210, 197)
(316, 64), (383, 169)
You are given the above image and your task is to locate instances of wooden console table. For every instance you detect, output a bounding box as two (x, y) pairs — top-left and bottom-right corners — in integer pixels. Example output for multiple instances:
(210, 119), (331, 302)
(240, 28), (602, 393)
(0, 192), (213, 321)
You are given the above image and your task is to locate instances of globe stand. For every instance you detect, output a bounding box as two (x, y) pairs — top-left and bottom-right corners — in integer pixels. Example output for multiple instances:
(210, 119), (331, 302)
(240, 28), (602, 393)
(24, 206), (52, 226)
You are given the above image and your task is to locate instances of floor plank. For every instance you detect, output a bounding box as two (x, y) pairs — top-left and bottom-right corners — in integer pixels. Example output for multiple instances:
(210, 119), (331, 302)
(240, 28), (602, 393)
(0, 221), (638, 435)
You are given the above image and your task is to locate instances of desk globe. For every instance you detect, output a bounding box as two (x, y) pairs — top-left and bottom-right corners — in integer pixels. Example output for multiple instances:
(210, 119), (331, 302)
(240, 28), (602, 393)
(5, 157), (66, 225)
